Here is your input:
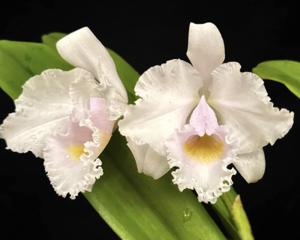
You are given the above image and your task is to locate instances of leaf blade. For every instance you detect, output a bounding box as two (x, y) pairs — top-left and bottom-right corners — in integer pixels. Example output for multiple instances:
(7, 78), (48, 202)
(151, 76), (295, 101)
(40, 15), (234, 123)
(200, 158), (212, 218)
(253, 60), (300, 98)
(42, 32), (67, 50)
(0, 40), (72, 98)
(231, 196), (253, 240)
(0, 48), (31, 98)
(85, 154), (177, 240)
(213, 189), (254, 240)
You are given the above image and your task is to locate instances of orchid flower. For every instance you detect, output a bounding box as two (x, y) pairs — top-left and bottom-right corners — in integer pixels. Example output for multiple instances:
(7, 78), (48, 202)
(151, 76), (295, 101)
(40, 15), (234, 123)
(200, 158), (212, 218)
(119, 22), (294, 203)
(0, 27), (127, 199)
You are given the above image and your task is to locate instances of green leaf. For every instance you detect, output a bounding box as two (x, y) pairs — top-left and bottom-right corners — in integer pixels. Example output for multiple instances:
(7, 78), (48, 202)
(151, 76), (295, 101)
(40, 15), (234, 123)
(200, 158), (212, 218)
(231, 196), (253, 240)
(0, 37), (227, 239)
(213, 189), (253, 240)
(253, 60), (300, 98)
(42, 32), (67, 50)
(0, 48), (31, 99)
(0, 40), (72, 98)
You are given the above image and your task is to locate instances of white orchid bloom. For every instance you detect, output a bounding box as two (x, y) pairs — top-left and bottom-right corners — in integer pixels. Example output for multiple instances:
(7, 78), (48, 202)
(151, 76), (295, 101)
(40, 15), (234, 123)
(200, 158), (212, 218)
(0, 27), (127, 199)
(119, 22), (294, 203)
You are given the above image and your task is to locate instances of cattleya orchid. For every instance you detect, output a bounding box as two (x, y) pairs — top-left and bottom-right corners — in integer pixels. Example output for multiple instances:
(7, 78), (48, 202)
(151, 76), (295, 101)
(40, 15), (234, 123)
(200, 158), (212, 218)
(0, 27), (128, 199)
(119, 22), (294, 203)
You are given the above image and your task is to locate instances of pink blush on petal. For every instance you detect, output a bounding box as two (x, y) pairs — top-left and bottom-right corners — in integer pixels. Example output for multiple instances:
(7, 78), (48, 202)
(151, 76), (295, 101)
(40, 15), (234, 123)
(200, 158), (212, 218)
(90, 97), (114, 134)
(58, 120), (94, 149)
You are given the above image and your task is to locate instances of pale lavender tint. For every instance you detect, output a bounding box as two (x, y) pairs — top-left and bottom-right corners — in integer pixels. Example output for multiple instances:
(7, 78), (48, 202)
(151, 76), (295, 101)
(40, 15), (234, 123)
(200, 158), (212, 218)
(189, 96), (218, 136)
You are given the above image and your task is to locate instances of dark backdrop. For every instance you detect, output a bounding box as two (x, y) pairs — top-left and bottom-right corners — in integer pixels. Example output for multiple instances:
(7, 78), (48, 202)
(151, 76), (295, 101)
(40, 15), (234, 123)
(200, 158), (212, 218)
(0, 1), (299, 239)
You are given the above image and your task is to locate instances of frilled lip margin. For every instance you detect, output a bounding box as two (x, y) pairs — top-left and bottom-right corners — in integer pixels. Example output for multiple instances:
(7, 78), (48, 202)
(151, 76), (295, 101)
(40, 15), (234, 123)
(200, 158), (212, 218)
(43, 117), (104, 199)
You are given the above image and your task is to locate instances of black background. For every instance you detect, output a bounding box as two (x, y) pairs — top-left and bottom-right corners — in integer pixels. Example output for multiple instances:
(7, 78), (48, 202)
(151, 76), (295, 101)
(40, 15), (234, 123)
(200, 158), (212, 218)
(0, 1), (299, 239)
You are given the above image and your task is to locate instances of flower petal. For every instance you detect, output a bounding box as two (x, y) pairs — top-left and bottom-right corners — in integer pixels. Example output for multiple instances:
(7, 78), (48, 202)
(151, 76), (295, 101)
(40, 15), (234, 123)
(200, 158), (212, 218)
(44, 117), (103, 199)
(68, 69), (103, 120)
(187, 22), (225, 80)
(234, 149), (265, 183)
(127, 139), (169, 179)
(56, 27), (128, 114)
(0, 68), (90, 157)
(166, 125), (236, 204)
(119, 59), (203, 155)
(209, 62), (294, 154)
(89, 97), (114, 134)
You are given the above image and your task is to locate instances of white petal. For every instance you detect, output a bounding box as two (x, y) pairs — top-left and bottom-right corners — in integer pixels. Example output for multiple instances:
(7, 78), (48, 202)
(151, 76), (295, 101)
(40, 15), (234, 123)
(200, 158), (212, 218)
(0, 68), (89, 157)
(68, 68), (123, 122)
(126, 139), (147, 173)
(56, 27), (128, 116)
(127, 139), (169, 179)
(234, 149), (265, 183)
(209, 62), (294, 154)
(44, 117), (104, 199)
(166, 125), (236, 204)
(89, 97), (114, 135)
(119, 59), (203, 155)
(187, 22), (225, 80)
(69, 69), (103, 120)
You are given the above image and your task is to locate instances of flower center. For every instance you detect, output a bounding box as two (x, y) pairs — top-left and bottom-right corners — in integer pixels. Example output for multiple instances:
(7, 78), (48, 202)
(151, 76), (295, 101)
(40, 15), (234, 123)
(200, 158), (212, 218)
(183, 134), (224, 163)
(67, 144), (85, 160)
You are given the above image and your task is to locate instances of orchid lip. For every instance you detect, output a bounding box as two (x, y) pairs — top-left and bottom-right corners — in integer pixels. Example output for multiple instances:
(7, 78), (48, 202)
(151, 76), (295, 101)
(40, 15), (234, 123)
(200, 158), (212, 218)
(67, 144), (85, 160)
(183, 134), (225, 163)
